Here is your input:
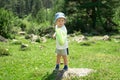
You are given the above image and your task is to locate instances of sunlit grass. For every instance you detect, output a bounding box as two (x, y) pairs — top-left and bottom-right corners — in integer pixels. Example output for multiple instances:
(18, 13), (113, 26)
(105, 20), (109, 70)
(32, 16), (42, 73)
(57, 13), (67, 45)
(0, 36), (120, 80)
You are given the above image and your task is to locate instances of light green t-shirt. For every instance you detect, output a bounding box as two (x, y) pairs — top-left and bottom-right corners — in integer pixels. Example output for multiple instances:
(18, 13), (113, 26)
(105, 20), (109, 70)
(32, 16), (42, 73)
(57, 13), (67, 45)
(55, 25), (68, 49)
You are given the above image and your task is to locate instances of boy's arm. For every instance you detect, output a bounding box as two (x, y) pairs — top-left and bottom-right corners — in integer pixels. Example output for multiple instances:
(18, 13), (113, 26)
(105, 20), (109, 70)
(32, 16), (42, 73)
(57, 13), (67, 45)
(52, 32), (56, 38)
(53, 25), (57, 38)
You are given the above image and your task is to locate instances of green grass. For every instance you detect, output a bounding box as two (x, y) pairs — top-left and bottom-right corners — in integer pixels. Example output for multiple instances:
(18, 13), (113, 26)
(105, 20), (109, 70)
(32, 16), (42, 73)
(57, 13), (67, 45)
(0, 35), (120, 80)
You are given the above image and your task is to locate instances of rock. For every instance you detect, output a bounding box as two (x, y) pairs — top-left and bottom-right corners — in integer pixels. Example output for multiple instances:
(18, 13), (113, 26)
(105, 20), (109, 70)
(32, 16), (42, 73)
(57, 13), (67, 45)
(54, 68), (95, 80)
(0, 35), (7, 42)
(18, 31), (26, 35)
(0, 47), (10, 56)
(12, 39), (22, 45)
(30, 34), (40, 42)
(63, 68), (94, 78)
(25, 34), (31, 39)
(20, 44), (29, 51)
(45, 33), (53, 38)
(73, 35), (88, 43)
(103, 35), (111, 41)
(41, 37), (47, 43)
(21, 44), (28, 48)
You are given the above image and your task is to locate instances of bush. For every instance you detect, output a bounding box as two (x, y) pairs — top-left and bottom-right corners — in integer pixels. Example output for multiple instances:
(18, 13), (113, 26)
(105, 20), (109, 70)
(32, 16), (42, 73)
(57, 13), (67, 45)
(0, 47), (10, 56)
(0, 8), (15, 38)
(36, 8), (46, 23)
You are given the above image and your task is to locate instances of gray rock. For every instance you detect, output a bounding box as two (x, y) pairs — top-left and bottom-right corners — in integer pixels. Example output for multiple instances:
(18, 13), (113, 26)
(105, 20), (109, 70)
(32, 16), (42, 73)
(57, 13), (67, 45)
(30, 34), (40, 42)
(18, 31), (26, 35)
(73, 35), (88, 43)
(54, 68), (95, 80)
(41, 37), (47, 43)
(12, 39), (22, 45)
(0, 35), (7, 42)
(63, 68), (94, 78)
(20, 44), (29, 51)
(103, 35), (111, 41)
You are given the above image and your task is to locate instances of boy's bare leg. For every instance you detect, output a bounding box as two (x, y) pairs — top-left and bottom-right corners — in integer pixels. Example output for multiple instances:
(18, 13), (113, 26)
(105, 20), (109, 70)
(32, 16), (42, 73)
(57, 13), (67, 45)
(55, 54), (61, 70)
(56, 54), (61, 64)
(62, 55), (68, 70)
(62, 55), (68, 65)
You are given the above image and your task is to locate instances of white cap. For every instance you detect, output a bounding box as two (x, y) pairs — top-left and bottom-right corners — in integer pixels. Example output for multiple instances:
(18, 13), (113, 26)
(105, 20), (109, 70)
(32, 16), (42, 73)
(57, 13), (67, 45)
(54, 12), (66, 23)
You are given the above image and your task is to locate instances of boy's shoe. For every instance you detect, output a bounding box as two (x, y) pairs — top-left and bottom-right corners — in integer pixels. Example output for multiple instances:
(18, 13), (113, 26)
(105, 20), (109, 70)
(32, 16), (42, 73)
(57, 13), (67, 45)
(54, 64), (59, 70)
(63, 65), (68, 71)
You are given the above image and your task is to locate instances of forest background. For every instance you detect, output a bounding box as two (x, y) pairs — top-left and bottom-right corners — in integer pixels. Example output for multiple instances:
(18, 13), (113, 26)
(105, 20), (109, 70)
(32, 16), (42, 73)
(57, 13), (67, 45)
(0, 0), (120, 39)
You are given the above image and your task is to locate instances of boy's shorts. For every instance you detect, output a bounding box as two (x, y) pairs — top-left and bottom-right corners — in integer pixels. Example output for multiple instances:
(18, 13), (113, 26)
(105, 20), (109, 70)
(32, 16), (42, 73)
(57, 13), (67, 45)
(55, 48), (69, 56)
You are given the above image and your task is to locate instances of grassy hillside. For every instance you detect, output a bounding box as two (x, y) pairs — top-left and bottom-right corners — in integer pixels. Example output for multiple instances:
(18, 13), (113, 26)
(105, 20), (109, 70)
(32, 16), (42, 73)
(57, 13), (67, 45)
(0, 35), (120, 80)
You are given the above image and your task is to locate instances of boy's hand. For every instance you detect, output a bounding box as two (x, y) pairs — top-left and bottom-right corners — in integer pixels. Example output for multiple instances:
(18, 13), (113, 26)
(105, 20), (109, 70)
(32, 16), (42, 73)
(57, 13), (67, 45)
(52, 34), (56, 39)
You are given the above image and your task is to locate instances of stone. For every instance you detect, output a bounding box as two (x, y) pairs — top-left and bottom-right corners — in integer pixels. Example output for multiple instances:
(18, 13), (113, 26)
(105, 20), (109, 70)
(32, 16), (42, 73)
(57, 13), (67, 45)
(73, 35), (88, 43)
(103, 35), (111, 41)
(63, 68), (94, 78)
(21, 44), (28, 50)
(41, 37), (47, 43)
(29, 34), (40, 42)
(18, 31), (26, 35)
(45, 33), (53, 38)
(12, 39), (22, 45)
(0, 35), (7, 42)
(54, 68), (95, 80)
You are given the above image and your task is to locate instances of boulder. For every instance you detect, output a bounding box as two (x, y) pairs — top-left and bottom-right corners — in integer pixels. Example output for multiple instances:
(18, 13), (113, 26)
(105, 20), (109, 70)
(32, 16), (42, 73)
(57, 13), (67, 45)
(30, 34), (40, 42)
(63, 68), (94, 78)
(12, 39), (22, 45)
(0, 35), (7, 42)
(20, 44), (29, 51)
(18, 31), (26, 35)
(41, 37), (47, 43)
(21, 44), (28, 48)
(103, 35), (111, 41)
(73, 35), (88, 43)
(54, 68), (95, 80)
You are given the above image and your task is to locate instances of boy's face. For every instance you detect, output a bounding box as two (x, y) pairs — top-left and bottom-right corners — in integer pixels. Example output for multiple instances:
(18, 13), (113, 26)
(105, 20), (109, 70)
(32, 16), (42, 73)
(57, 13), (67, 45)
(56, 18), (65, 27)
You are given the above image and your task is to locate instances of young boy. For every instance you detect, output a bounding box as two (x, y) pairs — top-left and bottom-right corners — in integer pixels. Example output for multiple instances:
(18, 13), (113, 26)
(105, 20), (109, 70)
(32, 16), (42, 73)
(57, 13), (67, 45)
(53, 12), (69, 71)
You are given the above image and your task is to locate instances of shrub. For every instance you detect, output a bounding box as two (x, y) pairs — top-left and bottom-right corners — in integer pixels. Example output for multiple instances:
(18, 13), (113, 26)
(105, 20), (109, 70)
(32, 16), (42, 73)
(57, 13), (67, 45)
(0, 8), (14, 38)
(0, 47), (10, 56)
(36, 8), (46, 23)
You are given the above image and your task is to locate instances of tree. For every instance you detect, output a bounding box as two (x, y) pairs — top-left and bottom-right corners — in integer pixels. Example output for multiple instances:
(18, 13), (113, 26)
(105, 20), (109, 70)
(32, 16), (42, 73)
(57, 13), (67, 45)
(64, 0), (120, 34)
(0, 8), (14, 38)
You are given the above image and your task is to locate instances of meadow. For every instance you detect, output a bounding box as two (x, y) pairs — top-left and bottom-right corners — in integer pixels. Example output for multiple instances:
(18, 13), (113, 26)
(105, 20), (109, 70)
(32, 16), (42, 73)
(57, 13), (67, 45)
(0, 35), (120, 80)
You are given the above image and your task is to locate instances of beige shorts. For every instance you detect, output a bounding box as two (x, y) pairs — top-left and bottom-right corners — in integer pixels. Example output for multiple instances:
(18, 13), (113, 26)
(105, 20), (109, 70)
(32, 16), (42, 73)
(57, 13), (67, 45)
(55, 48), (69, 55)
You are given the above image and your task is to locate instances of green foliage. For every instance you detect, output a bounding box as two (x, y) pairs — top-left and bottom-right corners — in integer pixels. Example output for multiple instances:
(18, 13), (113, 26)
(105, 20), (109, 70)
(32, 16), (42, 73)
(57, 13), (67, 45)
(53, 0), (65, 12)
(0, 0), (53, 18)
(36, 8), (46, 23)
(0, 46), (10, 56)
(0, 8), (15, 38)
(0, 0), (120, 35)
(64, 0), (120, 34)
(113, 5), (120, 31)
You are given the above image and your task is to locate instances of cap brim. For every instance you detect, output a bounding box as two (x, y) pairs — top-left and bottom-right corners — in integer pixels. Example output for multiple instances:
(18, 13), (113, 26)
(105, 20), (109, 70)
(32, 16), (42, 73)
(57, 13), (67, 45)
(54, 16), (66, 23)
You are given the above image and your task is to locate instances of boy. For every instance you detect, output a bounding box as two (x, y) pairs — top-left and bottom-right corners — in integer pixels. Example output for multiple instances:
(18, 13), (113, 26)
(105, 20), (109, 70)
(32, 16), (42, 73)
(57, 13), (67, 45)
(53, 12), (69, 71)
